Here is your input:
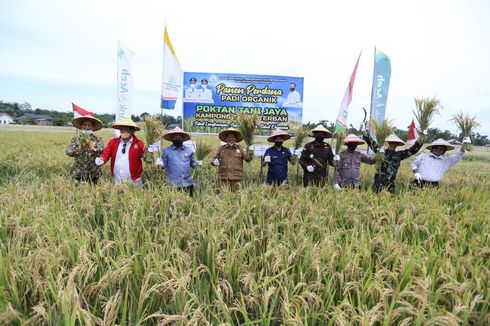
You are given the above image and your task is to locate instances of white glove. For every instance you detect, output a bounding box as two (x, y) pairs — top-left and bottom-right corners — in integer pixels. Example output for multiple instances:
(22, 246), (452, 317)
(414, 172), (422, 181)
(95, 157), (104, 166)
(264, 155), (271, 163)
(421, 129), (427, 135)
(333, 154), (340, 161)
(213, 158), (220, 166)
(334, 184), (341, 191)
(294, 148), (303, 156)
(306, 165), (314, 172)
(360, 123), (366, 132)
(156, 157), (163, 167)
(462, 136), (471, 144)
(331, 148), (336, 156)
(248, 145), (254, 150)
(379, 147), (385, 153)
(196, 160), (203, 166)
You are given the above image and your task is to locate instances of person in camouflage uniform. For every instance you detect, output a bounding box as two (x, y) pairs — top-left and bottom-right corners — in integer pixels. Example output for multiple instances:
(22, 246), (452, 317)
(66, 115), (105, 183)
(363, 131), (422, 193)
(333, 134), (376, 189)
(299, 125), (335, 187)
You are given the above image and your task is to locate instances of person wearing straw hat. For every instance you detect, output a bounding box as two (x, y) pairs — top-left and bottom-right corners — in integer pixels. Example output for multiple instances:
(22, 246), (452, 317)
(156, 127), (200, 196)
(211, 128), (251, 191)
(363, 131), (423, 193)
(299, 125), (335, 187)
(262, 129), (295, 185)
(410, 137), (470, 188)
(95, 117), (146, 186)
(333, 134), (376, 190)
(66, 114), (105, 183)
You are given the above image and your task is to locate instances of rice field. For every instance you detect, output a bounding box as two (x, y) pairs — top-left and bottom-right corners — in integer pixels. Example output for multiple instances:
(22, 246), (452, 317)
(0, 127), (489, 325)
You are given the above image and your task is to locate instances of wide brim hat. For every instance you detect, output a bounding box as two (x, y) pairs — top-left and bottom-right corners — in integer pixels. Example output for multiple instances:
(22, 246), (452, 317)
(111, 117), (141, 131)
(384, 133), (405, 146)
(343, 133), (365, 145)
(426, 138), (455, 151)
(218, 128), (243, 142)
(72, 115), (103, 131)
(163, 127), (191, 142)
(267, 129), (291, 142)
(310, 125), (333, 138)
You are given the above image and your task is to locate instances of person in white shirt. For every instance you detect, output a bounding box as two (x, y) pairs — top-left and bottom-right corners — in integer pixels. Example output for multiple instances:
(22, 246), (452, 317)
(411, 137), (471, 187)
(284, 82), (301, 106)
(184, 77), (199, 100)
(198, 78), (214, 103)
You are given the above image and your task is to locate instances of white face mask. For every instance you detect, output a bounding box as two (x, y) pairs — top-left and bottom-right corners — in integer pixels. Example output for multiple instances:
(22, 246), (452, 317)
(190, 84), (196, 88)
(81, 130), (93, 135)
(202, 84), (208, 89)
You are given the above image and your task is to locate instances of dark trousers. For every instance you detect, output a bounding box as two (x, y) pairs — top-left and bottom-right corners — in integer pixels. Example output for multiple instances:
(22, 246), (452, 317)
(412, 180), (439, 188)
(177, 185), (194, 197)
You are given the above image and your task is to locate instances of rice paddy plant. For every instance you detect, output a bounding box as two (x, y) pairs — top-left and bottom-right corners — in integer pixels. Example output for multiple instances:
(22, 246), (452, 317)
(237, 112), (260, 157)
(413, 96), (442, 140)
(0, 129), (489, 325)
(370, 118), (393, 170)
(451, 112), (480, 151)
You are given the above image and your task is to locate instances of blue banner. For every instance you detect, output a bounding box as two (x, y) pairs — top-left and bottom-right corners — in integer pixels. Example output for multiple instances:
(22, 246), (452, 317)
(369, 48), (391, 124)
(182, 72), (304, 135)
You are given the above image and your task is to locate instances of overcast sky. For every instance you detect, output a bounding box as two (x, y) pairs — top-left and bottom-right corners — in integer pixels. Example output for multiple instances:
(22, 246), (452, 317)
(1, 0), (489, 135)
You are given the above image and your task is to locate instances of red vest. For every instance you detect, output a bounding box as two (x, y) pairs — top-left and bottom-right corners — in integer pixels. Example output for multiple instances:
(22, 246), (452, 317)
(100, 135), (146, 181)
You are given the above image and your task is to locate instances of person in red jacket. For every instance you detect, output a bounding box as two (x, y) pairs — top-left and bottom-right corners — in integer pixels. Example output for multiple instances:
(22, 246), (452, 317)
(95, 118), (146, 185)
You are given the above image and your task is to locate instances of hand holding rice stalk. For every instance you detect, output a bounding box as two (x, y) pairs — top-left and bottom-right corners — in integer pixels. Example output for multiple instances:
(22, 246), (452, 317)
(451, 112), (480, 151)
(142, 115), (164, 164)
(413, 96), (442, 142)
(292, 127), (308, 162)
(370, 118), (393, 169)
(237, 111), (260, 157)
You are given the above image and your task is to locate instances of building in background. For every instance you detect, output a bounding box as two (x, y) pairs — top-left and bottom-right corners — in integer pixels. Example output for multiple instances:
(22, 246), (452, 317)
(0, 112), (14, 124)
(17, 113), (54, 126)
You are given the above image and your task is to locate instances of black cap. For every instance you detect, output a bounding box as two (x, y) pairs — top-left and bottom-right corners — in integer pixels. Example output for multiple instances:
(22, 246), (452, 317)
(201, 78), (208, 84)
(189, 77), (197, 83)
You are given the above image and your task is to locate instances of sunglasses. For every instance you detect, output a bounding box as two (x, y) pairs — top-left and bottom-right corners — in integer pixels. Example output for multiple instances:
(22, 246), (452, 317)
(122, 143), (127, 154)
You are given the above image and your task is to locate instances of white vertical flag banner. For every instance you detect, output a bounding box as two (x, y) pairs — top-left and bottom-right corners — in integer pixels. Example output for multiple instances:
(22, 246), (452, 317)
(115, 41), (135, 135)
(160, 26), (183, 110)
(335, 51), (362, 133)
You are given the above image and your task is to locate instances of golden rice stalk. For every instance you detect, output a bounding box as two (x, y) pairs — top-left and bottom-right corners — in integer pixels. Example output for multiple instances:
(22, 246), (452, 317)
(142, 115), (164, 146)
(370, 118), (393, 169)
(194, 138), (212, 161)
(237, 111), (260, 156)
(413, 96), (442, 132)
(451, 112), (480, 151)
(293, 127), (309, 150)
(334, 129), (346, 156)
(142, 115), (164, 164)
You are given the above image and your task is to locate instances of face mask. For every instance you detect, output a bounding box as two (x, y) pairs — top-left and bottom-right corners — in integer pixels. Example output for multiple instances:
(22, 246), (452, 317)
(81, 130), (92, 135)
(315, 136), (324, 143)
(202, 84), (208, 89)
(274, 141), (283, 147)
(120, 132), (131, 139)
(172, 139), (183, 147)
(347, 145), (357, 151)
(190, 84), (196, 88)
(290, 88), (295, 92)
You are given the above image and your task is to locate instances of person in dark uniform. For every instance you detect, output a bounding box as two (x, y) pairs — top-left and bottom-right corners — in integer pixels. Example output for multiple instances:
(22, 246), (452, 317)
(299, 125), (335, 187)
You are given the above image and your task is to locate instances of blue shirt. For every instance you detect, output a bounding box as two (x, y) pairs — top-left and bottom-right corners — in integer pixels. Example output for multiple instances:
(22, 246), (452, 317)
(263, 146), (292, 184)
(161, 144), (196, 187)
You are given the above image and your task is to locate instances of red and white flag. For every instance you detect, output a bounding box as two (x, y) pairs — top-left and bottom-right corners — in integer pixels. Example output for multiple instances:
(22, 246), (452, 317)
(335, 51), (362, 132)
(72, 103), (94, 118)
(407, 118), (419, 145)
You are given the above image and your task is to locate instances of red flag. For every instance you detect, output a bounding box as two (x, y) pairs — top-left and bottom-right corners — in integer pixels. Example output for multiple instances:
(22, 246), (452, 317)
(407, 118), (419, 145)
(72, 103), (94, 118)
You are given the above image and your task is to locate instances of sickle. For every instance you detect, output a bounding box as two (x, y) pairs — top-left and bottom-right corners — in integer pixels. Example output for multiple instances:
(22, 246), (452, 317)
(362, 107), (367, 124)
